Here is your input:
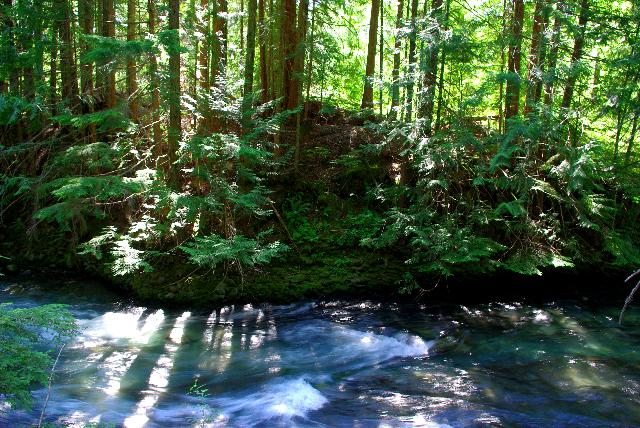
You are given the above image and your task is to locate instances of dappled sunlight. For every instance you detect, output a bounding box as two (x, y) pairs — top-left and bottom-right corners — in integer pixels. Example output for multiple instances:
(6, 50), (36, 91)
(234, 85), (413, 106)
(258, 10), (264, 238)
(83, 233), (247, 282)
(81, 308), (165, 348)
(82, 310), (166, 397)
(414, 369), (477, 398)
(559, 362), (618, 391)
(123, 311), (191, 428)
(102, 351), (139, 396)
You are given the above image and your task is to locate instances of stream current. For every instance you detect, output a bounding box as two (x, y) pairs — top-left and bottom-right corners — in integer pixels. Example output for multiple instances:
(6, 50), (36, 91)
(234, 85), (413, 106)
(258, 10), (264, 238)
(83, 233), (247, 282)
(1, 278), (640, 427)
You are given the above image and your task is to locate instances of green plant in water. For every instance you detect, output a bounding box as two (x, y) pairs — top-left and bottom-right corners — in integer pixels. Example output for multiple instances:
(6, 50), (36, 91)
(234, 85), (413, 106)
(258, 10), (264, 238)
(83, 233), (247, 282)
(187, 378), (219, 427)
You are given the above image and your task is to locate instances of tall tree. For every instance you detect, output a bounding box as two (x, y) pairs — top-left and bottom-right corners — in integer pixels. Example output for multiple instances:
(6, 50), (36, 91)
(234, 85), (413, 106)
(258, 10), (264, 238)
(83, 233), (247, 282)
(21, 6), (35, 103)
(281, 0), (296, 109)
(59, 0), (79, 113)
(624, 93), (640, 165)
(497, 0), (507, 131)
(434, 0), (449, 130)
(403, 0), (418, 120)
(524, 0), (547, 114)
(258, 0), (268, 103)
(198, 0), (210, 131)
(0, 0), (8, 95)
(167, 0), (182, 186)
(127, 0), (138, 121)
(561, 0), (589, 111)
(291, 0), (308, 105)
(379, 0), (384, 115)
(293, 0), (308, 171)
(504, 0), (524, 122)
(390, 0), (404, 117)
(148, 0), (162, 146)
(418, 0), (443, 134)
(103, 0), (116, 109)
(304, 0), (317, 118)
(79, 0), (96, 142)
(211, 0), (228, 86)
(49, 21), (58, 115)
(361, 0), (380, 109)
(543, 3), (563, 106)
(242, 0), (257, 114)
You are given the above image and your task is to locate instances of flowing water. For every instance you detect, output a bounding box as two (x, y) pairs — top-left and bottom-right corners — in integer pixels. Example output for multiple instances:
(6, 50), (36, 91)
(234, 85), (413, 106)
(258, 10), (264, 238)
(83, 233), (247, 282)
(1, 278), (640, 427)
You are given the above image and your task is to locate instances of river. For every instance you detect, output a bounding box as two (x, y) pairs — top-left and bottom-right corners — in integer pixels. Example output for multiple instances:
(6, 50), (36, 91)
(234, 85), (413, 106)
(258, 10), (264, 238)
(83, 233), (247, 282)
(1, 277), (639, 427)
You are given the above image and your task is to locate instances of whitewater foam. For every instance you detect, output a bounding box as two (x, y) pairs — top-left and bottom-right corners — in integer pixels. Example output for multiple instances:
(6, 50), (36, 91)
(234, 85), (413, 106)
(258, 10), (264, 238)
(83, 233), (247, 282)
(215, 377), (328, 425)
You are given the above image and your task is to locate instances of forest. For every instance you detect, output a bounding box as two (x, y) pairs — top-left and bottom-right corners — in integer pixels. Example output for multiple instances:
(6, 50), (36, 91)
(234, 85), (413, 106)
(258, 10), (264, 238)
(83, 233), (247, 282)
(0, 0), (639, 304)
(2, 0), (640, 424)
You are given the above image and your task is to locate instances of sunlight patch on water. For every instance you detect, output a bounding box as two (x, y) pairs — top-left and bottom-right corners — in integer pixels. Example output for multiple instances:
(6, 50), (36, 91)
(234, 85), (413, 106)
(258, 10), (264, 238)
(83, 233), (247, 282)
(202, 311), (218, 344)
(102, 351), (139, 396)
(123, 311), (191, 428)
(401, 413), (452, 427)
(81, 308), (165, 347)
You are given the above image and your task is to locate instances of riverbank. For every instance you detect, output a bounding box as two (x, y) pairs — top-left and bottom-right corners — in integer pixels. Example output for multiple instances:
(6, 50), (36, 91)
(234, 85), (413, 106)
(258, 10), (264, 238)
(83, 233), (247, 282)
(0, 250), (631, 310)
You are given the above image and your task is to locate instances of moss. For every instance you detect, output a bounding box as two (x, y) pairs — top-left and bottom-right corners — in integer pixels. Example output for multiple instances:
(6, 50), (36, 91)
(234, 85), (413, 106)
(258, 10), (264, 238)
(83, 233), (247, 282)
(113, 249), (406, 307)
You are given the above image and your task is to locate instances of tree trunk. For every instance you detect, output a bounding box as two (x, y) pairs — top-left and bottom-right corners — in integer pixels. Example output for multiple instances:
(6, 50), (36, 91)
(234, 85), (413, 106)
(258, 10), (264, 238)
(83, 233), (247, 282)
(497, 0), (507, 131)
(361, 0), (380, 109)
(624, 101), (639, 166)
(561, 0), (589, 110)
(524, 0), (546, 114)
(33, 6), (45, 119)
(3, 0), (19, 97)
(304, 0), (316, 118)
(242, 0), (257, 117)
(79, 0), (96, 143)
(543, 3), (563, 106)
(22, 16), (35, 103)
(127, 0), (139, 121)
(197, 0), (210, 131)
(211, 0), (228, 87)
(0, 0), (7, 95)
(168, 0), (182, 187)
(418, 0), (442, 134)
(268, 0), (276, 101)
(403, 0), (418, 120)
(258, 0), (268, 103)
(281, 0), (297, 110)
(504, 0), (524, 122)
(60, 0), (79, 113)
(148, 0), (162, 146)
(434, 0), (449, 130)
(291, 0), (308, 103)
(103, 0), (116, 109)
(49, 24), (58, 116)
(240, 0), (244, 53)
(379, 0), (384, 115)
(293, 0), (308, 171)
(390, 0), (403, 117)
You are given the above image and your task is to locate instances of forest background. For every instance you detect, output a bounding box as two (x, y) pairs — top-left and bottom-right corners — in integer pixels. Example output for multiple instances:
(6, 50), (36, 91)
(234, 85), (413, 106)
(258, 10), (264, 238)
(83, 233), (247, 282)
(0, 0), (639, 304)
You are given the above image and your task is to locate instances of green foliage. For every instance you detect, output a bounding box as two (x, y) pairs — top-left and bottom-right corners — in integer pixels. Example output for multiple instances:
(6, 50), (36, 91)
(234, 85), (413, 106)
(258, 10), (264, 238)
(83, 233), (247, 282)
(82, 35), (155, 65)
(333, 210), (384, 247)
(283, 194), (321, 244)
(179, 232), (289, 270)
(53, 109), (132, 133)
(187, 379), (219, 427)
(0, 304), (77, 409)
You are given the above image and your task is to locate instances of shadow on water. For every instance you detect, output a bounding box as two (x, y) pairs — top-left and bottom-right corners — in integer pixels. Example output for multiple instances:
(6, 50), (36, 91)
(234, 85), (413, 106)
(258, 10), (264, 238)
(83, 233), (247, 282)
(1, 278), (640, 427)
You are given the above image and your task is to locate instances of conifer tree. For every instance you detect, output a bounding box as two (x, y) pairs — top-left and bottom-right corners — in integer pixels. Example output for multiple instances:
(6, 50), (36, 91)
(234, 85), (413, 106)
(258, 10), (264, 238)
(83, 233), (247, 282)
(361, 0), (380, 109)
